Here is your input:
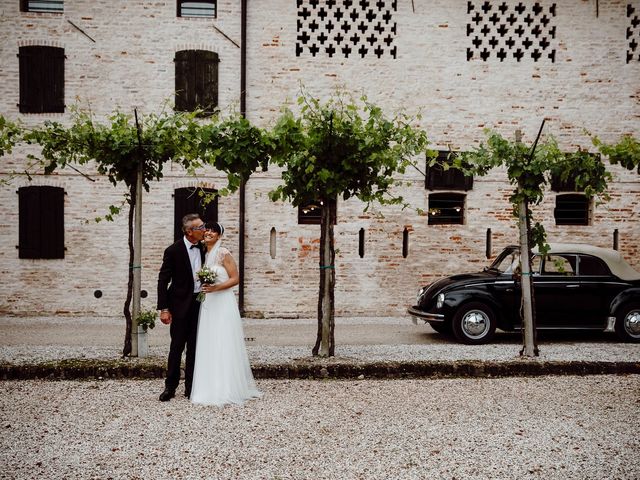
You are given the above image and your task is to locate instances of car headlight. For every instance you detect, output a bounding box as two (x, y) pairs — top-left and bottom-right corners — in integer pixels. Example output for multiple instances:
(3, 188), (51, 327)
(416, 287), (427, 304)
(436, 293), (445, 309)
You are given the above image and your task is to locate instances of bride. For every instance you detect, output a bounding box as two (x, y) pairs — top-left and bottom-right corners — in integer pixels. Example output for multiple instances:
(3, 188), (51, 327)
(190, 222), (262, 406)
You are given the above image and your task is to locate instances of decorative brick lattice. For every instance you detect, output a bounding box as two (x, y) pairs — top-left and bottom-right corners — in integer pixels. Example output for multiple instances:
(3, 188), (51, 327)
(466, 1), (557, 62)
(628, 4), (640, 63)
(296, 0), (398, 59)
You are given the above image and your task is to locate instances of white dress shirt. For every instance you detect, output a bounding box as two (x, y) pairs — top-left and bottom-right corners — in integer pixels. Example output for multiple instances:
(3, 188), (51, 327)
(183, 236), (202, 293)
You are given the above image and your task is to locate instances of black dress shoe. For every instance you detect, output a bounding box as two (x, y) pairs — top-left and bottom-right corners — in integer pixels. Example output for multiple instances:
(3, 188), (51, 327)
(159, 388), (175, 402)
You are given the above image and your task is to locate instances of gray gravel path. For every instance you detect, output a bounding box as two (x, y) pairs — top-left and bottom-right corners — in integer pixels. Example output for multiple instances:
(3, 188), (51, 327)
(2, 376), (639, 480)
(2, 315), (639, 365)
(2, 342), (640, 366)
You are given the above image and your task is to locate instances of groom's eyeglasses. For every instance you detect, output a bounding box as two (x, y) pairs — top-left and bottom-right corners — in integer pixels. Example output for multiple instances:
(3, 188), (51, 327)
(191, 225), (206, 231)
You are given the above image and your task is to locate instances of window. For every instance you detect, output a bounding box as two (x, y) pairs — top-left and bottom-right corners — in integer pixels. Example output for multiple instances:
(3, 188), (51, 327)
(542, 254), (577, 276)
(550, 174), (577, 192)
(428, 193), (465, 225)
(425, 151), (473, 191)
(18, 186), (65, 259)
(174, 187), (218, 241)
(18, 46), (65, 113)
(298, 199), (337, 225)
(20, 0), (63, 13)
(402, 227), (409, 258)
(578, 255), (610, 276)
(554, 194), (590, 226)
(269, 227), (277, 259)
(174, 50), (219, 115)
(550, 153), (601, 192)
(177, 1), (216, 18)
(531, 255), (542, 274)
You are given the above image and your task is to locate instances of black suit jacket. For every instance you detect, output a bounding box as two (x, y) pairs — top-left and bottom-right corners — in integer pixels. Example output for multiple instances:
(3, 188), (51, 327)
(157, 239), (204, 322)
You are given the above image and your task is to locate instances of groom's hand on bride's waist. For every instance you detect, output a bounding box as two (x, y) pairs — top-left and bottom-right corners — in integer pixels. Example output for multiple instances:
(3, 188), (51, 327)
(160, 309), (172, 325)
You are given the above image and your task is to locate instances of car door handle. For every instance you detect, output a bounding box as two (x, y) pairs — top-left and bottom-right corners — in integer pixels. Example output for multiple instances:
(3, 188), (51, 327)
(566, 284), (579, 288)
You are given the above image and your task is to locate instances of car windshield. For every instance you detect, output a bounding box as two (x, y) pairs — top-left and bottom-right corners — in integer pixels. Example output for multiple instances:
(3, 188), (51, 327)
(487, 248), (520, 274)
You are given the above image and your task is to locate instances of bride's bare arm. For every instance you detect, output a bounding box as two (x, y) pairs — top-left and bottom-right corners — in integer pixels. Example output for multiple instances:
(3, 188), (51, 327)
(203, 252), (239, 292)
(221, 253), (240, 288)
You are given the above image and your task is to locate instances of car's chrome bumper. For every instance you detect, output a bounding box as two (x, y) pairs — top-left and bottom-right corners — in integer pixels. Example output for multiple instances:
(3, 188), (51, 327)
(407, 306), (445, 324)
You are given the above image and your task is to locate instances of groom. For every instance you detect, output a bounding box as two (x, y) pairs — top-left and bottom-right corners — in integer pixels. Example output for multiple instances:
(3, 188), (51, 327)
(157, 213), (206, 401)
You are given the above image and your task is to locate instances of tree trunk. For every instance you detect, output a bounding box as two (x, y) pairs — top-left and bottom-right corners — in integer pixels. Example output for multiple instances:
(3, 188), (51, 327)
(312, 200), (336, 357)
(122, 185), (135, 358)
(518, 196), (538, 357)
(514, 129), (539, 358)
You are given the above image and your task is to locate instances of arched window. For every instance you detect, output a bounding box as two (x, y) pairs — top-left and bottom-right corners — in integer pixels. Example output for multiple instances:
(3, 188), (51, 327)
(270, 227), (277, 259)
(402, 227), (409, 258)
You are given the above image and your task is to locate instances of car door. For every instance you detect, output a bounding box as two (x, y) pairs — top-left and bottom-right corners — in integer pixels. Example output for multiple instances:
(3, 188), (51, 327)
(576, 254), (625, 328)
(533, 254), (584, 328)
(489, 250), (521, 328)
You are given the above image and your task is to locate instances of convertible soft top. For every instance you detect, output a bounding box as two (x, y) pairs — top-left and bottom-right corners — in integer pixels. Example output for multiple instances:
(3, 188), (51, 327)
(534, 243), (640, 281)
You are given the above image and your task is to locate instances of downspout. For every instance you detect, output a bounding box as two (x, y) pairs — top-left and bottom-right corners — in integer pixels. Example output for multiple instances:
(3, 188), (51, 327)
(239, 0), (247, 314)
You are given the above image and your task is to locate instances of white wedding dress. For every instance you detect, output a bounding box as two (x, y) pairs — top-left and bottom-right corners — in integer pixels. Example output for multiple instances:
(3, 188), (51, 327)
(191, 242), (262, 406)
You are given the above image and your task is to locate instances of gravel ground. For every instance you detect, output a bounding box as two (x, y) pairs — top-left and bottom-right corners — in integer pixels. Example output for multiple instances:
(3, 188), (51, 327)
(2, 316), (639, 365)
(1, 376), (639, 480)
(2, 342), (640, 366)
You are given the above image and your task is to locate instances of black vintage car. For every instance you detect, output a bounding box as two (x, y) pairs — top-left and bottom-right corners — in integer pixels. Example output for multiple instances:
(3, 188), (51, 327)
(408, 243), (640, 345)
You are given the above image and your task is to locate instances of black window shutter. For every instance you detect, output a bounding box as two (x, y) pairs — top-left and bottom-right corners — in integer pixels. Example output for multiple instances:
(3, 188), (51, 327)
(174, 187), (218, 241)
(19, 46), (64, 113)
(174, 50), (192, 112)
(425, 165), (438, 190)
(195, 50), (218, 115)
(18, 186), (40, 258)
(554, 194), (589, 226)
(18, 47), (38, 113)
(44, 47), (65, 113)
(426, 151), (473, 191)
(175, 50), (218, 115)
(463, 173), (474, 191)
(443, 168), (456, 188)
(40, 186), (65, 258)
(19, 186), (64, 259)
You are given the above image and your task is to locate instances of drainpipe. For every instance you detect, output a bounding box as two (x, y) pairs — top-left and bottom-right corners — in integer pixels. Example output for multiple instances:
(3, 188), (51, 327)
(239, 0), (247, 314)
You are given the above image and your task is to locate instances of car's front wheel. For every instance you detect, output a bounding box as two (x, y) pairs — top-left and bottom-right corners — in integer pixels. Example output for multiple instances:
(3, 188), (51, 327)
(452, 302), (496, 345)
(615, 304), (640, 343)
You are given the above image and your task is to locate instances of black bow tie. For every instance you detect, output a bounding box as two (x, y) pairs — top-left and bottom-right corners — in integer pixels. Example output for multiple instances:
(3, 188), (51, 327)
(190, 244), (200, 249)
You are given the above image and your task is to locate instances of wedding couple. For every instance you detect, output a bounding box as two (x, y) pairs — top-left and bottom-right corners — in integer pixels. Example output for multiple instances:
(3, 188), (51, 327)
(156, 213), (261, 406)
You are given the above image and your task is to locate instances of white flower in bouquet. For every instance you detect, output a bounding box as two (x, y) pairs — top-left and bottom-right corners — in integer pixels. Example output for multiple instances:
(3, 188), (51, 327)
(196, 266), (218, 302)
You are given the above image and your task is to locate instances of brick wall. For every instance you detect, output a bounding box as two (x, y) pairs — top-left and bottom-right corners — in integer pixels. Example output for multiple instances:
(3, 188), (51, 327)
(0, 0), (638, 318)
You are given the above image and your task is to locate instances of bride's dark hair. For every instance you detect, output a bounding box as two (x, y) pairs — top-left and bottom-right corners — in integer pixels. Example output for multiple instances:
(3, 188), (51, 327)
(205, 221), (224, 235)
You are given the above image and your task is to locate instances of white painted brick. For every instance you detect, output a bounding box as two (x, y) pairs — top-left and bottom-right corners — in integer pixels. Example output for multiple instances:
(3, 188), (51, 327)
(0, 1), (638, 318)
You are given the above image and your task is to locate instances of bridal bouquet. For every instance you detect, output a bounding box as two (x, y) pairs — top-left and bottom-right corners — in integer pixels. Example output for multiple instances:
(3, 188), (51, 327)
(196, 266), (218, 302)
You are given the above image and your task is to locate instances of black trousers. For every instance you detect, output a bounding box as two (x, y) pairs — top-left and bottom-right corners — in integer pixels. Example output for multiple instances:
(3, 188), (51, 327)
(165, 294), (200, 393)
